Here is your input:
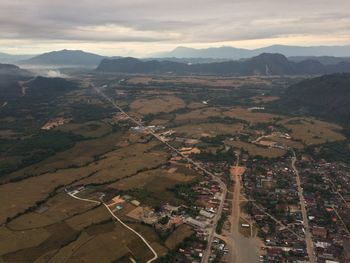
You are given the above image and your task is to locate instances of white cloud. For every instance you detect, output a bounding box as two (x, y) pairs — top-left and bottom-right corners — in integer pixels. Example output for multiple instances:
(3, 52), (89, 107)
(0, 0), (349, 56)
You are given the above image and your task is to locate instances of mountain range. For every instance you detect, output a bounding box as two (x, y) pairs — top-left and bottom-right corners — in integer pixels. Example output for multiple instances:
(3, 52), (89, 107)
(96, 53), (350, 76)
(152, 45), (350, 59)
(0, 53), (34, 64)
(1, 45), (350, 67)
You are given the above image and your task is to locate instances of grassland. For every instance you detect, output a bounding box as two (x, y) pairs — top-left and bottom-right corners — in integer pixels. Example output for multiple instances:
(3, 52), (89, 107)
(175, 107), (223, 124)
(130, 96), (185, 115)
(0, 226), (50, 255)
(57, 120), (113, 138)
(279, 117), (345, 145)
(8, 193), (97, 230)
(126, 75), (272, 88)
(165, 225), (194, 250)
(174, 123), (243, 138)
(224, 108), (281, 124)
(74, 141), (169, 186)
(3, 132), (123, 182)
(0, 140), (168, 224)
(110, 167), (197, 206)
(175, 107), (280, 125)
(225, 140), (287, 158)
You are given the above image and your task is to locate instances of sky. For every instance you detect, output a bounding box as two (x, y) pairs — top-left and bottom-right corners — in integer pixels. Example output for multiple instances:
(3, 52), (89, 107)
(0, 0), (350, 57)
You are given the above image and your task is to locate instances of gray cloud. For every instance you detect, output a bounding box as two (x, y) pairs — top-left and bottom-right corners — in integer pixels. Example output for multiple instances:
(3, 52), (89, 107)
(0, 0), (349, 54)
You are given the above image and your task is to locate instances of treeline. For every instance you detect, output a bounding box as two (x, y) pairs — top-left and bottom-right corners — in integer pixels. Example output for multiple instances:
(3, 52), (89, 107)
(0, 131), (83, 176)
(304, 140), (350, 165)
(156, 234), (207, 263)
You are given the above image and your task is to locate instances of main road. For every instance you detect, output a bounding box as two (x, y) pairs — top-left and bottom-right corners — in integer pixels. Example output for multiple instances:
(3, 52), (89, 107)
(229, 151), (242, 263)
(291, 152), (316, 263)
(93, 85), (227, 263)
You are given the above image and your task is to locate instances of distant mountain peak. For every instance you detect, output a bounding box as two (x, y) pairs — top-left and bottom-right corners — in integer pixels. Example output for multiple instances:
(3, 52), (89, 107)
(20, 49), (105, 67)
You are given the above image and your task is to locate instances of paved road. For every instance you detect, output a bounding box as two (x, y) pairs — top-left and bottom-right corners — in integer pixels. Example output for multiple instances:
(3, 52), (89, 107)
(291, 153), (316, 263)
(67, 193), (158, 263)
(93, 85), (227, 263)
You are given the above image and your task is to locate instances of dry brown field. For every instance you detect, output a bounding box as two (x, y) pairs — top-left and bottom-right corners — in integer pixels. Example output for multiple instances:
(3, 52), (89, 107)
(0, 226), (50, 256)
(175, 107), (223, 123)
(225, 140), (287, 158)
(8, 193), (97, 230)
(174, 123), (243, 137)
(0, 140), (168, 224)
(74, 142), (169, 186)
(57, 120), (112, 138)
(130, 96), (185, 115)
(279, 117), (345, 145)
(126, 76), (272, 87)
(223, 108), (281, 124)
(4, 132), (122, 182)
(175, 107), (280, 125)
(109, 168), (196, 206)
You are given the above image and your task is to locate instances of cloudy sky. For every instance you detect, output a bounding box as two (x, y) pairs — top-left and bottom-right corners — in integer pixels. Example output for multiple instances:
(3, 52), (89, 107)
(0, 0), (349, 56)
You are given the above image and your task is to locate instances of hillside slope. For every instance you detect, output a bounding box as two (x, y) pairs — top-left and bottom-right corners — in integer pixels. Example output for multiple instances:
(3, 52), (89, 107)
(0, 64), (33, 101)
(274, 73), (350, 124)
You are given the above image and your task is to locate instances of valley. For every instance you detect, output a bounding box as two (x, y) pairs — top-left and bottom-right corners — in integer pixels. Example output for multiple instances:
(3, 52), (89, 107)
(0, 67), (349, 262)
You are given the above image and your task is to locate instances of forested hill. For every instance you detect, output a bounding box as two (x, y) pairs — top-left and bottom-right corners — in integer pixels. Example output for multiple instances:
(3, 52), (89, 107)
(273, 73), (350, 124)
(96, 53), (350, 76)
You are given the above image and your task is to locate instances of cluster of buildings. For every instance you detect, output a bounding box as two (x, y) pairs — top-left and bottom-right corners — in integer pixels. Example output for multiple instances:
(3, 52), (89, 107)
(41, 117), (68, 130)
(243, 156), (310, 262)
(298, 159), (350, 263)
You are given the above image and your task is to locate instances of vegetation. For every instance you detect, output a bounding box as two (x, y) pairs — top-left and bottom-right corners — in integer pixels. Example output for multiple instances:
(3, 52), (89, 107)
(216, 212), (228, 234)
(156, 234), (207, 263)
(0, 131), (82, 175)
(272, 73), (350, 125)
(304, 140), (350, 165)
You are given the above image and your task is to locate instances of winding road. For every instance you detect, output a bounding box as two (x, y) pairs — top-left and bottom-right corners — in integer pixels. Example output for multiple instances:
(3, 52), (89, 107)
(67, 192), (158, 263)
